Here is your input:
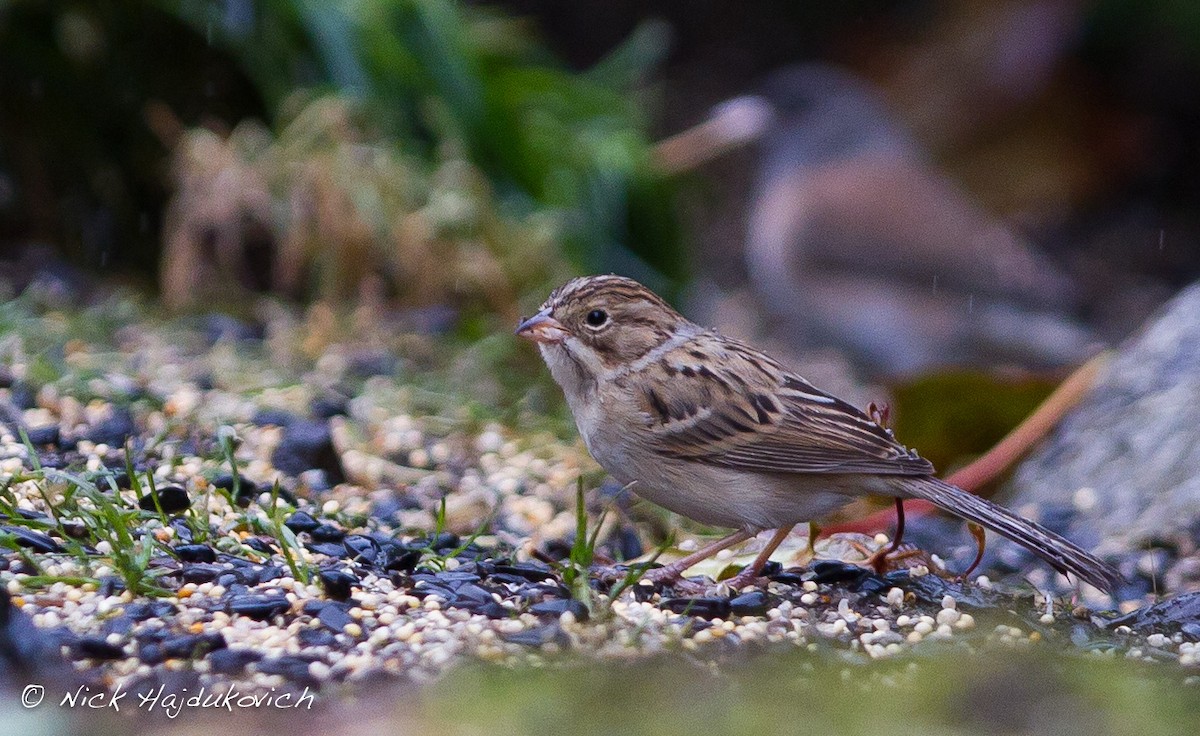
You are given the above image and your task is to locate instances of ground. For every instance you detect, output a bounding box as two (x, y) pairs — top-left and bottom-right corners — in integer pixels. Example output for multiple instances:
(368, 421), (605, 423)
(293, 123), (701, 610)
(0, 288), (1197, 731)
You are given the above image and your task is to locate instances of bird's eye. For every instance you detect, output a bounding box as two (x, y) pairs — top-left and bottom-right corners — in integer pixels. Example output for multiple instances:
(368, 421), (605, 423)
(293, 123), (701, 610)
(585, 309), (608, 328)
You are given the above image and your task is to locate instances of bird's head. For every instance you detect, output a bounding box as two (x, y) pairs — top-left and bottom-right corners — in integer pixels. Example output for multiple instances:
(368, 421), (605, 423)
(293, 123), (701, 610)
(516, 275), (691, 389)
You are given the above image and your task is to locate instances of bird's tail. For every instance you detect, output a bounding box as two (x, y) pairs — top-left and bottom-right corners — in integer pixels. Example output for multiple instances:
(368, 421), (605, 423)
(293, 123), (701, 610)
(895, 477), (1120, 593)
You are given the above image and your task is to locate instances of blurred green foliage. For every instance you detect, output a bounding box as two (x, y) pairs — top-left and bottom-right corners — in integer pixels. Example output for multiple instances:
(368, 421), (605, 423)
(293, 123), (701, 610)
(416, 649), (1200, 736)
(890, 371), (1057, 474)
(0, 0), (685, 302)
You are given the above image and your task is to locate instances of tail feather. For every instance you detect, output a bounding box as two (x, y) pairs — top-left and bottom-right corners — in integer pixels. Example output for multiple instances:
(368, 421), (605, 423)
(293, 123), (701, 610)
(896, 477), (1120, 593)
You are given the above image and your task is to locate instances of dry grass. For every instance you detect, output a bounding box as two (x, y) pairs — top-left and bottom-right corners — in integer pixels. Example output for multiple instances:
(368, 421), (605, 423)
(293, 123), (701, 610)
(160, 95), (568, 319)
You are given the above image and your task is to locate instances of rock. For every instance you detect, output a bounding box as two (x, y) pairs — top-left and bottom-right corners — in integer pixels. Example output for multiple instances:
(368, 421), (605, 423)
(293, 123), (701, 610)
(127, 669), (203, 702)
(729, 590), (771, 616)
(370, 493), (422, 522)
(254, 656), (320, 687)
(217, 573), (245, 588)
(767, 567), (810, 586)
(306, 542), (347, 558)
(31, 451), (70, 468)
(343, 534), (380, 564)
(317, 604), (355, 633)
(8, 382), (36, 410)
(124, 601), (177, 621)
(255, 565), (285, 584)
(271, 420), (345, 484)
(882, 571), (1004, 610)
(1001, 282), (1200, 558)
(25, 425), (60, 447)
(809, 560), (873, 586)
(208, 647), (262, 675)
(168, 517), (194, 543)
(492, 562), (555, 583)
(1102, 591), (1200, 639)
(311, 395), (349, 419)
(174, 543), (216, 563)
(211, 474), (297, 508)
(228, 595), (289, 621)
(160, 633), (226, 659)
(470, 602), (511, 619)
(345, 349), (398, 378)
(74, 636), (126, 661)
(86, 407), (137, 447)
(310, 523), (346, 542)
(250, 408), (300, 428)
(530, 599), (589, 622)
(414, 571), (481, 587)
(379, 543), (422, 572)
(284, 510), (321, 534)
(0, 526), (63, 553)
(609, 523), (648, 557)
(180, 563), (223, 584)
(430, 532), (461, 551)
(298, 628), (338, 648)
(104, 470), (132, 491)
(137, 642), (167, 665)
(243, 537), (276, 554)
(200, 313), (263, 345)
(451, 583), (496, 606)
(318, 569), (357, 601)
(503, 624), (565, 647)
(409, 581), (456, 601)
(138, 485), (190, 514)
(0, 585), (72, 681)
(101, 615), (134, 637)
(660, 597), (732, 619)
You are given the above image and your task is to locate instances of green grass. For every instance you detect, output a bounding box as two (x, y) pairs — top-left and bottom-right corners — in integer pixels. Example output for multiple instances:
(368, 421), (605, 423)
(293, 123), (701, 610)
(554, 479), (671, 615)
(264, 479), (312, 585)
(416, 648), (1200, 736)
(562, 478), (604, 604)
(1, 462), (175, 598)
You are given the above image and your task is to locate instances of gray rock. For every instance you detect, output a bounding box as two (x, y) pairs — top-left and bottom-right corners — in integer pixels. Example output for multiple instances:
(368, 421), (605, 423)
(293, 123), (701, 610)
(1002, 281), (1200, 555)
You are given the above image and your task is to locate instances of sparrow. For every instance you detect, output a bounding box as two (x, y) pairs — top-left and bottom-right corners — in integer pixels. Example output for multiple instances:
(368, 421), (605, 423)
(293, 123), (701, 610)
(516, 274), (1120, 593)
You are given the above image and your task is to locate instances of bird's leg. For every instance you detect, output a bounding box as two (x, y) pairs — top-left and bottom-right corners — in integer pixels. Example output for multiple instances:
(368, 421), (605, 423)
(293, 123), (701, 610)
(866, 498), (906, 574)
(959, 522), (987, 581)
(721, 524), (797, 591)
(642, 530), (754, 584)
(806, 521), (821, 558)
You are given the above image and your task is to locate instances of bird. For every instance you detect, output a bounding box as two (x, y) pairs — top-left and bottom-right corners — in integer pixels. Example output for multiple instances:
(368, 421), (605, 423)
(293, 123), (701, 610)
(516, 274), (1119, 593)
(659, 63), (1096, 375)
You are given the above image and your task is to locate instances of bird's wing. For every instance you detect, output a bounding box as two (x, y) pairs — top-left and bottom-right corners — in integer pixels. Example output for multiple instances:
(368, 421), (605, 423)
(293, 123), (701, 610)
(629, 336), (933, 476)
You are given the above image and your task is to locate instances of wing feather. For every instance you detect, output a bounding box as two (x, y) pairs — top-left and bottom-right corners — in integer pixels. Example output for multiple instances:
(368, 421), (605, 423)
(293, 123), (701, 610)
(632, 336), (933, 476)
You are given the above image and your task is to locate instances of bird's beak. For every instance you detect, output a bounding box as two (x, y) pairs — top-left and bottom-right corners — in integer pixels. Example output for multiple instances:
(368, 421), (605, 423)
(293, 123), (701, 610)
(515, 309), (569, 344)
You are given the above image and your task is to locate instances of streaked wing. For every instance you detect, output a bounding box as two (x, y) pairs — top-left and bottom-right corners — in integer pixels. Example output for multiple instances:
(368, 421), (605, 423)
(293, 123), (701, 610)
(629, 335), (933, 476)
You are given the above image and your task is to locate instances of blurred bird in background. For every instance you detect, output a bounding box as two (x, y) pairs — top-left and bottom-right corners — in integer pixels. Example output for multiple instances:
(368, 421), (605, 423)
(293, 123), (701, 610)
(661, 63), (1099, 378)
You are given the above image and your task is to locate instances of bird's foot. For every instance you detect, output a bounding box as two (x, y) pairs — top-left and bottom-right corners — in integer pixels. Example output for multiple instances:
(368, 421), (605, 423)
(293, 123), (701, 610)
(589, 565), (623, 585)
(715, 569), (772, 594)
(591, 561), (677, 587)
(632, 564), (725, 597)
(862, 541), (926, 575)
(955, 522), (987, 582)
(663, 577), (713, 597)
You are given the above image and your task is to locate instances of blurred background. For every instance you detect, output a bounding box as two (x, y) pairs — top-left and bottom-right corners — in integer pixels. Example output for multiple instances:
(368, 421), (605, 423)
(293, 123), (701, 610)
(2, 0), (1200, 462)
(4, 5), (1200, 728)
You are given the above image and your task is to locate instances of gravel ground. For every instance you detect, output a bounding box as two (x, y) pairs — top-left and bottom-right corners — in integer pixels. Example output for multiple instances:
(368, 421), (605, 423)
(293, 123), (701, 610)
(0, 289), (1197, 716)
